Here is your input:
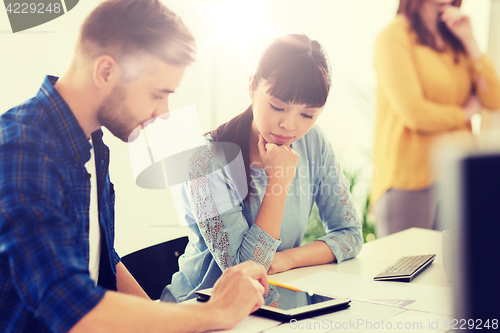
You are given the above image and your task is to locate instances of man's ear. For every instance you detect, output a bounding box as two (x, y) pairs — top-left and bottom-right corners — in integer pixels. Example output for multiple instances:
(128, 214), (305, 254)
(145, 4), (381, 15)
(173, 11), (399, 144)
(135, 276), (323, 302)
(249, 75), (255, 100)
(93, 55), (120, 93)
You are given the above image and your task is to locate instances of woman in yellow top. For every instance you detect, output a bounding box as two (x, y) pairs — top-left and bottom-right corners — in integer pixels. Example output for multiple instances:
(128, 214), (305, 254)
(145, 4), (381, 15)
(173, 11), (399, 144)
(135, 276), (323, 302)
(371, 0), (500, 237)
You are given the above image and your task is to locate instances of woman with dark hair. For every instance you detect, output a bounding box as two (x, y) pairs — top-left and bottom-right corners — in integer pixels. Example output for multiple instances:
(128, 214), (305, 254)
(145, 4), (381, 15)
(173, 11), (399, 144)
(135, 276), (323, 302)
(371, 0), (500, 237)
(162, 34), (363, 302)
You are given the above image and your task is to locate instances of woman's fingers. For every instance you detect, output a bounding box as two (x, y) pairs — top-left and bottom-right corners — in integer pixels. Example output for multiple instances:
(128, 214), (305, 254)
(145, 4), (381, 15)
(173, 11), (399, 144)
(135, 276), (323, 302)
(258, 134), (267, 158)
(442, 6), (467, 27)
(257, 135), (299, 183)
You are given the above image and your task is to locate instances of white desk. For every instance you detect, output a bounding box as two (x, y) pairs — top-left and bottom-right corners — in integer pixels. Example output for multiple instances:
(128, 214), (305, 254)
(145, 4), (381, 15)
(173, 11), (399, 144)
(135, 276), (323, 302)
(272, 227), (449, 287)
(217, 228), (454, 333)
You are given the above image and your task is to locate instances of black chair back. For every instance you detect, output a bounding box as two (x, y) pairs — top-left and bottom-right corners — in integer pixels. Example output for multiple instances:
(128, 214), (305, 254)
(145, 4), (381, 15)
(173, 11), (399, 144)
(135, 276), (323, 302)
(121, 236), (189, 300)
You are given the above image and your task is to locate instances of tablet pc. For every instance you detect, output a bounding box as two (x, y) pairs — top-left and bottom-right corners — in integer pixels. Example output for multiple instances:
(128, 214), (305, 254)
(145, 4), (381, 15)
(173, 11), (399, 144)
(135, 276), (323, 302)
(195, 285), (350, 321)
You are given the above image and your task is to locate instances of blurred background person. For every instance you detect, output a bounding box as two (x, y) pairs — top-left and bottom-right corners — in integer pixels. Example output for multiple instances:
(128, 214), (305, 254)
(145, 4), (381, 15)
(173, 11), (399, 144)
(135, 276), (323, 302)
(370, 0), (500, 237)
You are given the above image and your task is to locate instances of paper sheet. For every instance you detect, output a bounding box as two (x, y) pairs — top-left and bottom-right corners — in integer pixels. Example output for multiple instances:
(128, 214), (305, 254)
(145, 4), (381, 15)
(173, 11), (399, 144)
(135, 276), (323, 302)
(287, 272), (454, 316)
(206, 315), (280, 333)
(386, 310), (453, 332)
(263, 300), (405, 333)
(210, 272), (455, 333)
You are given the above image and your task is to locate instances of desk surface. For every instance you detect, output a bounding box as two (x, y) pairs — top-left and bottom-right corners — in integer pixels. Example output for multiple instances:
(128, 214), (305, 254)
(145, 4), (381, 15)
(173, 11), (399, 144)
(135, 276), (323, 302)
(191, 228), (452, 333)
(272, 227), (449, 287)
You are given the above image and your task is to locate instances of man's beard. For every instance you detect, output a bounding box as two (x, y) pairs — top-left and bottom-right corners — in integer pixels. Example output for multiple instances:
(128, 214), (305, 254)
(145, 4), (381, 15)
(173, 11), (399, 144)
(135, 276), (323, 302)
(97, 84), (141, 142)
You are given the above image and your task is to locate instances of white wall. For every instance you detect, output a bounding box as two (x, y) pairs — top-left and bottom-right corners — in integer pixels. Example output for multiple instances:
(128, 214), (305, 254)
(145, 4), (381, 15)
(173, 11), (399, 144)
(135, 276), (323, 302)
(0, 0), (492, 255)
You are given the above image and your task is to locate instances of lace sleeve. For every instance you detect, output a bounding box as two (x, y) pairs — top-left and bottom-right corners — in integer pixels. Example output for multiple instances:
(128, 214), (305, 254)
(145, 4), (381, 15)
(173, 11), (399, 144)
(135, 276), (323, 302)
(184, 143), (281, 271)
(314, 138), (363, 263)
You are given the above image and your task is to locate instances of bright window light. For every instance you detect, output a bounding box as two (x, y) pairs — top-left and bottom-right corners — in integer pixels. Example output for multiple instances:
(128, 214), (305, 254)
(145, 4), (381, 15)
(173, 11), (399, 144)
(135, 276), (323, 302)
(197, 0), (276, 54)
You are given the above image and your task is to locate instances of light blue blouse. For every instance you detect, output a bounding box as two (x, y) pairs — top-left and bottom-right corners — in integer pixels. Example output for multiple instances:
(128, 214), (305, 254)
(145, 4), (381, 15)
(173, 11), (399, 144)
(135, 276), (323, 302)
(162, 125), (363, 302)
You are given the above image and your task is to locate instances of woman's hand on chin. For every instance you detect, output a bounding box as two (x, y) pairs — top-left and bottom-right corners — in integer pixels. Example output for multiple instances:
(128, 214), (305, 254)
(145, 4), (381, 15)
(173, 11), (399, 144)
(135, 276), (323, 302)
(440, 6), (474, 43)
(258, 134), (299, 186)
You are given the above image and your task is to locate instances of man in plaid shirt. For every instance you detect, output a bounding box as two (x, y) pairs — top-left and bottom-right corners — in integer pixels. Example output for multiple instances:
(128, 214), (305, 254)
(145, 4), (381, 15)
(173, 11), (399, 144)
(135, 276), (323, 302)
(0, 1), (267, 332)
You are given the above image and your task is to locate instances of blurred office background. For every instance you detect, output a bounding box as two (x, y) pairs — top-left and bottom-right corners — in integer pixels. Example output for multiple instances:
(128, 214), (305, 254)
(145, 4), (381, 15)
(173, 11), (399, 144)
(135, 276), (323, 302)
(0, 0), (497, 256)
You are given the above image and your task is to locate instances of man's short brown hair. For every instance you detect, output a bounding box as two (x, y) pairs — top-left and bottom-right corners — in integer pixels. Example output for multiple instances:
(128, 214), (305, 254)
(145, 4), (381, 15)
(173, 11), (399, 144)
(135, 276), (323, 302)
(79, 0), (196, 71)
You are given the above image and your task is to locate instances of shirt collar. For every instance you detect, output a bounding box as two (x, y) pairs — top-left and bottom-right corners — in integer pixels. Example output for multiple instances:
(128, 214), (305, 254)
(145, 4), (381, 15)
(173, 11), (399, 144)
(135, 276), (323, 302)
(37, 75), (92, 164)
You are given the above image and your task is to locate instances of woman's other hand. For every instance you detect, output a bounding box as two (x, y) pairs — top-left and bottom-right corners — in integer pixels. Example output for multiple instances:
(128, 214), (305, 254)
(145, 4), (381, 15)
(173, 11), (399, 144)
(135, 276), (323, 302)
(258, 133), (299, 186)
(267, 251), (293, 275)
(463, 94), (482, 123)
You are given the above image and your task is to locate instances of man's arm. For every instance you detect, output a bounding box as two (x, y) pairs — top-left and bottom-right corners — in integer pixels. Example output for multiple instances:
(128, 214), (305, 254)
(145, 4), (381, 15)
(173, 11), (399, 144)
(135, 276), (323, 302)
(70, 261), (268, 333)
(116, 261), (151, 300)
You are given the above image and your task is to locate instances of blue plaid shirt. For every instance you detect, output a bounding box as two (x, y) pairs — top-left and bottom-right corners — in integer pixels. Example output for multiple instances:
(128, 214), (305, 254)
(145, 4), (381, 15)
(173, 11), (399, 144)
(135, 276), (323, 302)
(0, 76), (120, 332)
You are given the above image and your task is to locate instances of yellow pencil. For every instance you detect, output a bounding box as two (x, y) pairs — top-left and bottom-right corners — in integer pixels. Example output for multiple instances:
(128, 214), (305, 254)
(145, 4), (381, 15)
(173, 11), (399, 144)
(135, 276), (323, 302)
(268, 280), (301, 292)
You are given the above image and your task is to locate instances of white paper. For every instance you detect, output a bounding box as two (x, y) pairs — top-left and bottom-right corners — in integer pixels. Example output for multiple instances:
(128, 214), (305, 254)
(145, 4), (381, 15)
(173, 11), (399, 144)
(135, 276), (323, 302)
(386, 310), (453, 332)
(206, 315), (280, 333)
(287, 272), (453, 316)
(263, 300), (405, 333)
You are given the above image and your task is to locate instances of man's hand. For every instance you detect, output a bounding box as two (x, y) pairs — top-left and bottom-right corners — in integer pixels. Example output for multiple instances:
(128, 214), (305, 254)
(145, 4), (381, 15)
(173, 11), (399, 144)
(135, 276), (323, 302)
(207, 261), (268, 330)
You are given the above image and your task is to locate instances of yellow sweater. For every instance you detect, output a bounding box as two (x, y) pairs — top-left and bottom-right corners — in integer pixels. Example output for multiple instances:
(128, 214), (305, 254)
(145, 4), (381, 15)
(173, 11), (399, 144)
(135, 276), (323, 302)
(370, 16), (500, 205)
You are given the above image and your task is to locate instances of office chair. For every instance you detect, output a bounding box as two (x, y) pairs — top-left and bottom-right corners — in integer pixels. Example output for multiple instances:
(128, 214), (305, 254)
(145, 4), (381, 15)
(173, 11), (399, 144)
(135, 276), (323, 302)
(121, 236), (189, 300)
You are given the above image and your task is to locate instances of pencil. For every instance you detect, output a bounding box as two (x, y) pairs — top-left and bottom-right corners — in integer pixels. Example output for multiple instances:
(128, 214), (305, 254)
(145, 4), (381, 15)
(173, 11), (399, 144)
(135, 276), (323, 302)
(267, 280), (301, 292)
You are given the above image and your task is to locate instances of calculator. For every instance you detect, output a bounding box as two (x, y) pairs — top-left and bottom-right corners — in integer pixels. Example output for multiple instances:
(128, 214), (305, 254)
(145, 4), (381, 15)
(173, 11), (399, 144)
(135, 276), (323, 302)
(374, 254), (436, 282)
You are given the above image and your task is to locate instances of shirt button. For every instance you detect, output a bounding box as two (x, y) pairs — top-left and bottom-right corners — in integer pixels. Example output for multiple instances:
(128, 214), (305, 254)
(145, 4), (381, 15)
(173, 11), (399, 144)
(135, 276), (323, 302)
(87, 173), (92, 179)
(85, 225), (89, 232)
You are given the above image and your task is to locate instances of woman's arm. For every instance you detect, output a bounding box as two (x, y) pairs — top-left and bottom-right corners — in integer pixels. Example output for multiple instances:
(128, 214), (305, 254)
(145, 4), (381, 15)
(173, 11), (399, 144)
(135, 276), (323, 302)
(253, 134), (299, 240)
(268, 128), (363, 275)
(184, 138), (297, 272)
(441, 7), (500, 110)
(267, 241), (334, 275)
(469, 57), (500, 110)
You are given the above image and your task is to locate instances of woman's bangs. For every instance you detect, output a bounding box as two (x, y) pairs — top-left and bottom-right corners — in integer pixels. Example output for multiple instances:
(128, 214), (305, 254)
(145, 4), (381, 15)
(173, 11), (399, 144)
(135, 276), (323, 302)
(266, 59), (329, 108)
